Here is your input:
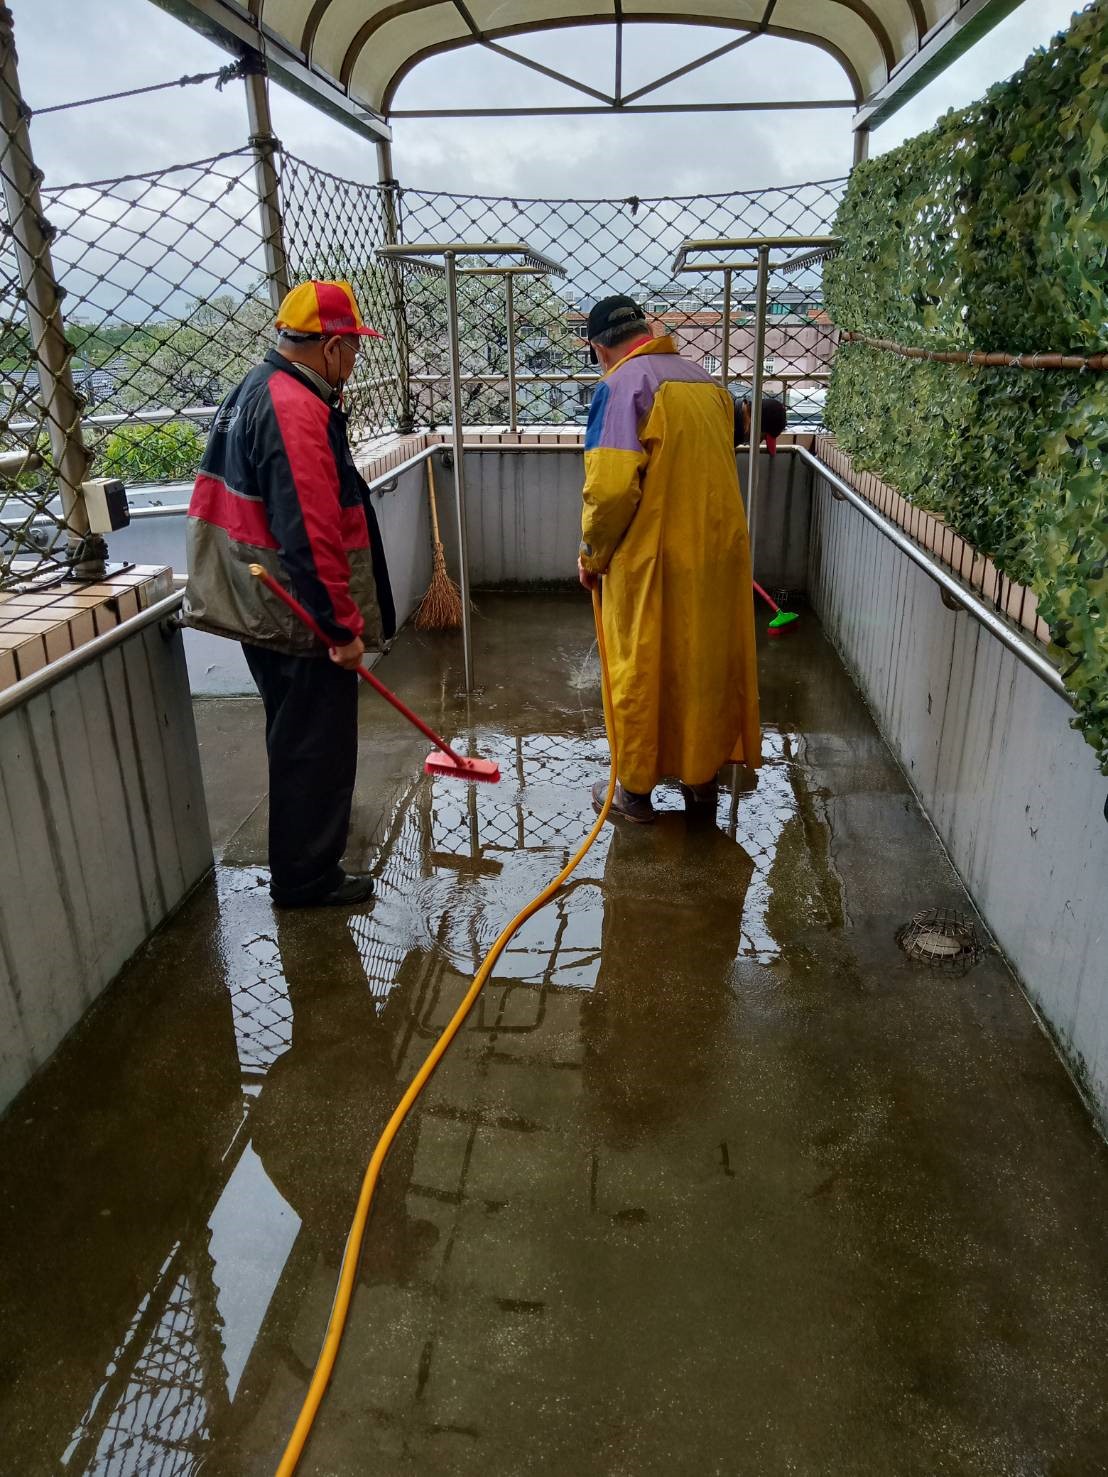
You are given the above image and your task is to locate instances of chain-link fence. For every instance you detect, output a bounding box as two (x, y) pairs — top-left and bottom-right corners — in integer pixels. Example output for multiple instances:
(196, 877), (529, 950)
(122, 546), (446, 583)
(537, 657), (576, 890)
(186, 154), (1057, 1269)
(279, 152), (406, 435)
(2, 19), (844, 590)
(1, 143), (274, 585)
(394, 179), (844, 428)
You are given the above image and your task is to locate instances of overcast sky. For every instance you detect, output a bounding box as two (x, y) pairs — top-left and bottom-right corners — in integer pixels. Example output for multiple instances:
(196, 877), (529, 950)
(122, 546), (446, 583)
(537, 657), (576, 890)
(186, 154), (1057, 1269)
(10, 0), (1084, 197)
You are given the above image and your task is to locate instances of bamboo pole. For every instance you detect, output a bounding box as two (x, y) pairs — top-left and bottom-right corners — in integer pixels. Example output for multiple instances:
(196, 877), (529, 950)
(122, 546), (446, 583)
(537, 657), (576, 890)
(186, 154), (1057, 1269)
(844, 332), (1108, 372)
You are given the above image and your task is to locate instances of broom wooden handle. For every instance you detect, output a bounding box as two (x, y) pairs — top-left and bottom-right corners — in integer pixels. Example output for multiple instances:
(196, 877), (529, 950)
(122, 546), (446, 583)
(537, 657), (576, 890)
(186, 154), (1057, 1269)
(426, 457), (443, 546)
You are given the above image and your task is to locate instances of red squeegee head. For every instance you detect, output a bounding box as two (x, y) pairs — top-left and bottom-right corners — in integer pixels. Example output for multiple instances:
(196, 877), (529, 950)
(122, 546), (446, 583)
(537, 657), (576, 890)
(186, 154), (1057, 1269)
(424, 750), (501, 783)
(247, 564), (501, 785)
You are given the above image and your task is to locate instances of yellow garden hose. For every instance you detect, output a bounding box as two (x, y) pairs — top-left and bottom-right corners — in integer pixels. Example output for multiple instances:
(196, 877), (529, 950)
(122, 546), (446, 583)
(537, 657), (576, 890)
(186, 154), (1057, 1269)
(275, 589), (615, 1476)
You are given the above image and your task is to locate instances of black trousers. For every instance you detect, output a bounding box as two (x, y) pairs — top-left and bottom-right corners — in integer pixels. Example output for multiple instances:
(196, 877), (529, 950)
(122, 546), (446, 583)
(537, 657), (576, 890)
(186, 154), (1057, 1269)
(242, 644), (359, 903)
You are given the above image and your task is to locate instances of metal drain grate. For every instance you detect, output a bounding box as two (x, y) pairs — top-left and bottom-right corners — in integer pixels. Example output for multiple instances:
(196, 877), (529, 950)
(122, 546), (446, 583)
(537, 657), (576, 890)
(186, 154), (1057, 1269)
(897, 908), (982, 973)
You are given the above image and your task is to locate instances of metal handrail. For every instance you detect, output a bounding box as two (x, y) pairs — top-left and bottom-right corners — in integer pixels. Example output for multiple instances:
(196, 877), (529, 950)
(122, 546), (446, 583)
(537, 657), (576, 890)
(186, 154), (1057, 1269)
(5, 447), (1062, 719)
(794, 445), (1070, 707)
(0, 590), (184, 719)
(7, 379), (399, 434)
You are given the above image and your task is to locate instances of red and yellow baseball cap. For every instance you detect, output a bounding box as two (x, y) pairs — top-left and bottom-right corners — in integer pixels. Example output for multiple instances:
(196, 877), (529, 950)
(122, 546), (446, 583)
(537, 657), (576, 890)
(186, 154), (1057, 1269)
(275, 280), (382, 338)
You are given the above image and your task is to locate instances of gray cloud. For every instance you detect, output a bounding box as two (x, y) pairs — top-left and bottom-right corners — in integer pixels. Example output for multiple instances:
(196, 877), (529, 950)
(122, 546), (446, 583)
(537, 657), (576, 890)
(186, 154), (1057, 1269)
(10, 0), (1081, 198)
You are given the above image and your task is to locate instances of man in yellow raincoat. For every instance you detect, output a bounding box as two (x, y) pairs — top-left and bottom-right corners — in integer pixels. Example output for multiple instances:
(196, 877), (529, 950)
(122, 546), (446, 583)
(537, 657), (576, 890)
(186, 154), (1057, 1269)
(578, 295), (760, 824)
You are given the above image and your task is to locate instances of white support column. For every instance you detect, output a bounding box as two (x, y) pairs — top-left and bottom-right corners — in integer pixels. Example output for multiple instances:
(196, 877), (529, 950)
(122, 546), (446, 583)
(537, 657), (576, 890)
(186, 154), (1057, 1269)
(505, 273), (518, 432)
(445, 251), (475, 692)
(721, 267), (732, 390)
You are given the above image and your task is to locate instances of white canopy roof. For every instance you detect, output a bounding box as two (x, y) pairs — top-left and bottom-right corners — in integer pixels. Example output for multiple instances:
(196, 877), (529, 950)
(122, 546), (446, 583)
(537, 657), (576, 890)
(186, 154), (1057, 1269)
(152, 0), (1025, 135)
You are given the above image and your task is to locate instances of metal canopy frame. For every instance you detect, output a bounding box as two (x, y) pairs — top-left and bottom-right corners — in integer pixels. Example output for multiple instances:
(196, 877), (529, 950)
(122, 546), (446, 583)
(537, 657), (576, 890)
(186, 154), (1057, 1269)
(386, 1), (858, 118)
(148, 0), (392, 143)
(377, 241), (567, 693)
(377, 242), (565, 276)
(148, 0), (1027, 156)
(854, 0), (1026, 133)
(674, 233), (840, 566)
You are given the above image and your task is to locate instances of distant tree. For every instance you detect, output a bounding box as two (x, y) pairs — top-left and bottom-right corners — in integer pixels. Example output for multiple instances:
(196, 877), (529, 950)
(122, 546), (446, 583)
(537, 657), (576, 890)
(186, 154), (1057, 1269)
(96, 421), (208, 485)
(405, 271), (582, 427)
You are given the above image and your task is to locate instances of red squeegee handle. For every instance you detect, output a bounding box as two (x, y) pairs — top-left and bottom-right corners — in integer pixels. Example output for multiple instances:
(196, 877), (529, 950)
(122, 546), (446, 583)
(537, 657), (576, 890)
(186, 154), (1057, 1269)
(249, 564), (467, 769)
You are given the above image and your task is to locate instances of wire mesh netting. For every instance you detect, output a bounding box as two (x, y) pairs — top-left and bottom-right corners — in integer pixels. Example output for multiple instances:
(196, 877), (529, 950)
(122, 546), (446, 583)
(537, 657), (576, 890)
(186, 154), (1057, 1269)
(1, 140), (274, 585)
(1, 10), (92, 584)
(394, 179), (845, 428)
(278, 153), (406, 436)
(2, 61), (844, 587)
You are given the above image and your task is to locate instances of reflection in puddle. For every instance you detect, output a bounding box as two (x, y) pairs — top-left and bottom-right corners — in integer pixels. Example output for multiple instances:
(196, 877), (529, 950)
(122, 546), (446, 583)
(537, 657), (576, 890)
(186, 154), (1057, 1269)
(50, 712), (826, 1476)
(61, 1140), (301, 1474)
(62, 1244), (215, 1476)
(207, 1143), (300, 1400)
(341, 726), (807, 997)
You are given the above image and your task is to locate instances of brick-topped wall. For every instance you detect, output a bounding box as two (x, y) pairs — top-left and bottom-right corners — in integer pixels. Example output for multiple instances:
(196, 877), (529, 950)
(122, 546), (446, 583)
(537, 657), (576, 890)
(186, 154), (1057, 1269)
(0, 567), (174, 692)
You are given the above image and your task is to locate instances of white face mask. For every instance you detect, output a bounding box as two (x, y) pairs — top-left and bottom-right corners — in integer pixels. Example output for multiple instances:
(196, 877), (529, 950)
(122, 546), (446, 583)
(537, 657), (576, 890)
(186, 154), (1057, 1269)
(323, 339), (348, 395)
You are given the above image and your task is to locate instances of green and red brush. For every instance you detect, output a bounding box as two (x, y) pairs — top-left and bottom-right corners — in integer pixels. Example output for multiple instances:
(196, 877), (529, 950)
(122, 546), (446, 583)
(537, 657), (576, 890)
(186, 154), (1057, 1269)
(751, 436), (798, 637)
(753, 579), (799, 638)
(250, 565), (499, 784)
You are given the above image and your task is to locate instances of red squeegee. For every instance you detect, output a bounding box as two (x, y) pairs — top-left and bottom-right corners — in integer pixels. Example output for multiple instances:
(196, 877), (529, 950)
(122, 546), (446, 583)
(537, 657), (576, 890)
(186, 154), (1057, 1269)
(249, 565), (500, 784)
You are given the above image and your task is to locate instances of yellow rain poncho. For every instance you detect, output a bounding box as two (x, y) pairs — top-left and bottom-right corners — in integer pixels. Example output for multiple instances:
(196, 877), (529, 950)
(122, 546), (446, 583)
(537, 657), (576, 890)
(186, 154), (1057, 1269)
(579, 335), (760, 793)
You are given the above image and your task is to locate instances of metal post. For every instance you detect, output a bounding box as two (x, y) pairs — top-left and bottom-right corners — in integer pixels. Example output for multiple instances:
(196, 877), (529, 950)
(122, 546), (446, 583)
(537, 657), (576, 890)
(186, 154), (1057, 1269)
(467, 779), (480, 859)
(376, 138), (413, 432)
(505, 272), (518, 432)
(746, 243), (770, 570)
(0, 4), (96, 572)
(445, 251), (475, 692)
(852, 125), (871, 167)
(720, 267), (732, 390)
(243, 60), (289, 311)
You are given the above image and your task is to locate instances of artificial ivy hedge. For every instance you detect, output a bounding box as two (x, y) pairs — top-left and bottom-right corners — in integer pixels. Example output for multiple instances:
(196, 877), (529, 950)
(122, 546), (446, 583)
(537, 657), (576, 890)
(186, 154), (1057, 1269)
(825, 1), (1108, 771)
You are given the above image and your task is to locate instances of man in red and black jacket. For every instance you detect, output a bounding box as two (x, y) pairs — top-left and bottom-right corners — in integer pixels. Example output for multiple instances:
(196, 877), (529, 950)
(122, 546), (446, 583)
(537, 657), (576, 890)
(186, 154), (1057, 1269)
(184, 280), (395, 909)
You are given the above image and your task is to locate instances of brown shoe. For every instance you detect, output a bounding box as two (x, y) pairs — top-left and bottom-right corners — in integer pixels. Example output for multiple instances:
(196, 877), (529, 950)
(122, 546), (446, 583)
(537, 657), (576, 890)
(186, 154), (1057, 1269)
(592, 779), (655, 824)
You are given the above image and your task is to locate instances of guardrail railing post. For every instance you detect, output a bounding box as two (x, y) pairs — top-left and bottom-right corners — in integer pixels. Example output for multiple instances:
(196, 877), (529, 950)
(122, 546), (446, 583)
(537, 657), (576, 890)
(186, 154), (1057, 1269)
(0, 3), (99, 576)
(505, 272), (518, 431)
(746, 243), (770, 567)
(376, 139), (413, 433)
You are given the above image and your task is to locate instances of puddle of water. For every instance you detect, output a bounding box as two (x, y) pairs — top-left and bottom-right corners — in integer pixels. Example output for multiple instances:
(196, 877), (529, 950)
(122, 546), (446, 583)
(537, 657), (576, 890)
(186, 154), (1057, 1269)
(31, 710), (841, 1477)
(15, 596), (1108, 1477)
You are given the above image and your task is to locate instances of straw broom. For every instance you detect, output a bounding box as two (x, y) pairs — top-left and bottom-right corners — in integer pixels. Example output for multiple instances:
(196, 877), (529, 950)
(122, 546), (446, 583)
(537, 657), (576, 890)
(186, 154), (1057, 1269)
(414, 455), (463, 630)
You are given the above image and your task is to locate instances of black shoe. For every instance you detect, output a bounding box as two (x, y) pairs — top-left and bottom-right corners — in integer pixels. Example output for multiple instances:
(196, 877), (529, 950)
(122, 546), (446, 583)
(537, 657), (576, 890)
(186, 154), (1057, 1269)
(273, 872), (376, 909)
(679, 780), (719, 812)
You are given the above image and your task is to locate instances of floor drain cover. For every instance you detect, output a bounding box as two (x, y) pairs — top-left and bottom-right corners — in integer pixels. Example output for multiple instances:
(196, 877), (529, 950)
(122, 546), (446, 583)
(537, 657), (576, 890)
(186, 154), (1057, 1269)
(896, 908), (982, 973)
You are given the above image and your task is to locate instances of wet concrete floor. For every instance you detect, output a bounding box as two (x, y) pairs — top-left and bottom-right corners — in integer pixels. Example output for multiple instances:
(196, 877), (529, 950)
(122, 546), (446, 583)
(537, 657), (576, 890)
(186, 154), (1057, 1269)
(1, 593), (1107, 1476)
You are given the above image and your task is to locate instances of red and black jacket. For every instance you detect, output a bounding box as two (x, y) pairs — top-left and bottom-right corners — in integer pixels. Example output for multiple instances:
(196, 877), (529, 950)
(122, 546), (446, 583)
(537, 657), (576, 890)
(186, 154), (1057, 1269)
(183, 350), (394, 655)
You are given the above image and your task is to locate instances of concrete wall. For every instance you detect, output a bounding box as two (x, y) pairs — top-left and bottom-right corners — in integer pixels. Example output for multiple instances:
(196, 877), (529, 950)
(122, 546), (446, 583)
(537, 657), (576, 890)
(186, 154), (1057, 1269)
(110, 446), (804, 691)
(436, 447), (809, 591)
(373, 456), (433, 632)
(0, 616), (211, 1112)
(808, 470), (1108, 1131)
